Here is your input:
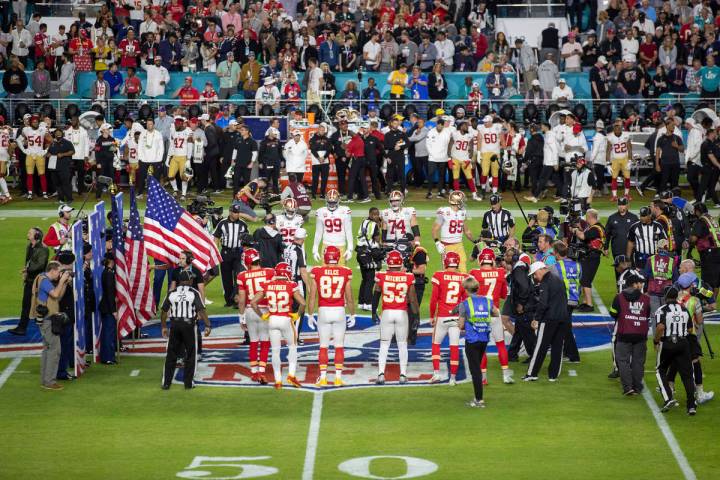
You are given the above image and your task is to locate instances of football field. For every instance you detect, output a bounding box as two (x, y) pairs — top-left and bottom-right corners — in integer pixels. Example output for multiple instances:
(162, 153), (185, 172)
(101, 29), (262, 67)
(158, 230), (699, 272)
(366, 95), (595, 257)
(0, 192), (718, 480)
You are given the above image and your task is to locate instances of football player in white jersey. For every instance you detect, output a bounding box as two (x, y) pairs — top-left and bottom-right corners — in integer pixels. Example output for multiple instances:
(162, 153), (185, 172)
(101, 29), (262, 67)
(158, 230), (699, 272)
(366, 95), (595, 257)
(449, 121), (480, 200)
(381, 190), (420, 244)
(312, 189), (354, 265)
(432, 190), (475, 272)
(276, 197), (305, 247)
(120, 124), (143, 188)
(605, 119), (633, 201)
(167, 116), (193, 200)
(0, 123), (14, 202)
(476, 114), (504, 196)
(18, 115), (49, 199)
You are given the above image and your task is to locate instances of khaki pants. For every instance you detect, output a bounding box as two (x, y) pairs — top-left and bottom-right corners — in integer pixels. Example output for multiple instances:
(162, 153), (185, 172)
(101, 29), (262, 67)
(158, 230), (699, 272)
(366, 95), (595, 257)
(40, 320), (61, 386)
(26, 154), (46, 175)
(168, 155), (187, 180)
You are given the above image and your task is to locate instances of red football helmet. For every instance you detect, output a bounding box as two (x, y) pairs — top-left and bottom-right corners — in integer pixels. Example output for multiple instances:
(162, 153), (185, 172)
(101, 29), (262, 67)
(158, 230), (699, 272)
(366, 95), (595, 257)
(275, 262), (292, 278)
(243, 248), (260, 268)
(386, 250), (404, 267)
(479, 247), (495, 265)
(324, 245), (341, 265)
(444, 251), (460, 269)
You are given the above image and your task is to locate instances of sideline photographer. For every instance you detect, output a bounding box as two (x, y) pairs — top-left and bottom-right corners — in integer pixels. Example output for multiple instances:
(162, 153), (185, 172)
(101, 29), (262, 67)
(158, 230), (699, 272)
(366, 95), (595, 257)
(571, 209), (606, 312)
(232, 177), (273, 222)
(31, 261), (72, 390)
(690, 203), (720, 297)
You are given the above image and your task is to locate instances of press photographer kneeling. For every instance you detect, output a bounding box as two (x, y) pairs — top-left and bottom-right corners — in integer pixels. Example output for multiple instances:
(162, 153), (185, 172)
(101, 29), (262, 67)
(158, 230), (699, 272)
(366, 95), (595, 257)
(32, 261), (73, 391)
(570, 209), (606, 312)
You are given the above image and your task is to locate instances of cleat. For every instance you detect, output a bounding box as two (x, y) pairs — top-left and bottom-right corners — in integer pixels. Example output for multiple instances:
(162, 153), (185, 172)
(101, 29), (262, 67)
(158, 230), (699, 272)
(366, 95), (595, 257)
(180, 195), (186, 201)
(548, 377), (558, 382)
(449, 376), (457, 386)
(250, 372), (259, 383)
(660, 399), (679, 412)
(430, 373), (443, 384)
(376, 373), (385, 385)
(42, 192), (49, 199)
(466, 399), (486, 408)
(399, 374), (408, 384)
(624, 193), (632, 201)
(26, 192), (33, 200)
(472, 192), (483, 201)
(522, 375), (538, 382)
(334, 378), (345, 387)
(623, 389), (637, 396)
(161, 384), (170, 390)
(687, 407), (697, 416)
(608, 369), (620, 379)
(697, 391), (714, 404)
(274, 382), (282, 390)
(287, 375), (302, 388)
(258, 374), (268, 385)
(503, 375), (515, 384)
(315, 377), (328, 387)
(426, 192), (433, 199)
(636, 185), (644, 197)
(610, 195), (618, 202)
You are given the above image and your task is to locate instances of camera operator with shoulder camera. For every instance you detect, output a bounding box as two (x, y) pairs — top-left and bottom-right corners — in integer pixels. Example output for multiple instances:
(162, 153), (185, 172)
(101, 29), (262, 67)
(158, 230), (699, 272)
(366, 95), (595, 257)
(214, 204), (249, 308)
(32, 261), (72, 390)
(571, 209), (606, 312)
(356, 207), (383, 311)
(232, 177), (269, 222)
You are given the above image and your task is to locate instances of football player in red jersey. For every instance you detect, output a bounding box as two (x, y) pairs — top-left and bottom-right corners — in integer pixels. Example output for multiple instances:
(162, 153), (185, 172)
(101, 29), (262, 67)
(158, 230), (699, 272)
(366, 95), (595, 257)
(307, 246), (355, 387)
(372, 250), (420, 385)
(250, 263), (306, 389)
(429, 251), (468, 385)
(236, 248), (274, 384)
(469, 248), (515, 384)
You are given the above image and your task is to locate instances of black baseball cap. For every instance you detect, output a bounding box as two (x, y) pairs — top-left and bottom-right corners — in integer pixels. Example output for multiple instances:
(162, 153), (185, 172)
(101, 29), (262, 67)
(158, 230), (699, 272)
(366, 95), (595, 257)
(639, 206), (651, 217)
(617, 197), (628, 206)
(177, 269), (195, 283)
(230, 204), (242, 213)
(613, 254), (628, 266)
(660, 190), (673, 200)
(489, 194), (501, 205)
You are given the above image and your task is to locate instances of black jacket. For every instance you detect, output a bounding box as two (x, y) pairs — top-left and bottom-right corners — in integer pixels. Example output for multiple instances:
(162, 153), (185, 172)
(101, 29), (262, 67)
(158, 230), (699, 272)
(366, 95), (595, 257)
(384, 129), (409, 161)
(362, 133), (384, 163)
(534, 270), (569, 324)
(253, 226), (284, 268)
(24, 242), (49, 285)
(258, 138), (283, 169)
(525, 132), (544, 163)
(506, 263), (533, 317)
(204, 124), (221, 158)
(309, 134), (332, 161)
(605, 210), (639, 257)
(100, 266), (117, 314)
(221, 131), (241, 163)
(330, 129), (353, 163)
(234, 135), (258, 168)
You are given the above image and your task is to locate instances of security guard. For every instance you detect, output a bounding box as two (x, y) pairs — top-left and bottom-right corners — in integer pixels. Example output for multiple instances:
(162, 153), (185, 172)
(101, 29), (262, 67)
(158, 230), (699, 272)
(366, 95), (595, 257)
(609, 272), (650, 396)
(213, 204), (249, 307)
(553, 241), (581, 363)
(689, 203), (720, 297)
(654, 287), (697, 415)
(161, 270), (212, 390)
(644, 238), (679, 327)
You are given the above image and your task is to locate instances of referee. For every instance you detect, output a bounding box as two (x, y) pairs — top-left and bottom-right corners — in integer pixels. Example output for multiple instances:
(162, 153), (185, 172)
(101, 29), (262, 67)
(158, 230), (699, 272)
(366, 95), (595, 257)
(626, 207), (668, 269)
(481, 194), (515, 243)
(654, 287), (697, 415)
(161, 270), (212, 390)
(214, 204), (249, 307)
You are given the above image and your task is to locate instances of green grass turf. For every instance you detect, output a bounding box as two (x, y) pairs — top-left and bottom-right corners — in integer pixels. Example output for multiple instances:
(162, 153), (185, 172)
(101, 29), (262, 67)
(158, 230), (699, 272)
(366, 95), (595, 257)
(1, 191), (718, 480)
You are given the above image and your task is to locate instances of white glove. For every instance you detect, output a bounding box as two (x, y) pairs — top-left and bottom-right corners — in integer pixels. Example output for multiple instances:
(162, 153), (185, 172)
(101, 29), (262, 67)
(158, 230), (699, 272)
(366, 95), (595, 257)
(238, 313), (246, 326)
(435, 241), (445, 254)
(164, 156), (170, 168)
(307, 313), (317, 330)
(346, 314), (356, 329)
(313, 248), (321, 262)
(344, 249), (353, 261)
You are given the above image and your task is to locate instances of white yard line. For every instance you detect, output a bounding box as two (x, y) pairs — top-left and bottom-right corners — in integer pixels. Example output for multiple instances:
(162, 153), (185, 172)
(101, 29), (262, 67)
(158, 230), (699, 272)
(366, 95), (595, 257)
(130, 369), (140, 377)
(591, 287), (610, 316)
(302, 391), (324, 480)
(641, 389), (697, 480)
(0, 357), (22, 389)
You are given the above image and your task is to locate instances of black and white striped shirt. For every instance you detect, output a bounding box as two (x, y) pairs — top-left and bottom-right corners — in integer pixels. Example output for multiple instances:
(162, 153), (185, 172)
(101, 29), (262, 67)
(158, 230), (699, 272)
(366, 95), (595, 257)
(656, 303), (691, 338)
(161, 286), (205, 320)
(482, 208), (515, 241)
(628, 220), (667, 255)
(213, 218), (249, 249)
(283, 243), (307, 285)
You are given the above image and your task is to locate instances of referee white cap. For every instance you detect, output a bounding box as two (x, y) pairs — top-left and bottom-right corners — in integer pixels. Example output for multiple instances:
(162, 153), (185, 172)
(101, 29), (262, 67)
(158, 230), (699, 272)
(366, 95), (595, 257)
(528, 261), (547, 276)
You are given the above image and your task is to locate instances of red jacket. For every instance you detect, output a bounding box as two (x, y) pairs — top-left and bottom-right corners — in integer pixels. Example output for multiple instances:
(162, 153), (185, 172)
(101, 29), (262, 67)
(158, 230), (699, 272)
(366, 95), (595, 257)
(345, 134), (365, 158)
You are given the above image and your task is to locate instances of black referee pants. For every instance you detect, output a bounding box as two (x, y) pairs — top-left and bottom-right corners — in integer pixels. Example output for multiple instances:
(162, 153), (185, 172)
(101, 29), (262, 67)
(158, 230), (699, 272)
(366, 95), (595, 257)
(527, 320), (566, 379)
(656, 339), (696, 410)
(508, 314), (536, 360)
(220, 249), (244, 306)
(163, 320), (197, 389)
(465, 340), (488, 400)
(347, 157), (368, 200)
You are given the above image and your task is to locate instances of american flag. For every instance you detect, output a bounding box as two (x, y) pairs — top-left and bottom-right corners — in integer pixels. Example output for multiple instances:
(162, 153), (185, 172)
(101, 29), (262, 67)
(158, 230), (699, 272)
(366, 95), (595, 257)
(143, 176), (222, 272)
(113, 192), (155, 337)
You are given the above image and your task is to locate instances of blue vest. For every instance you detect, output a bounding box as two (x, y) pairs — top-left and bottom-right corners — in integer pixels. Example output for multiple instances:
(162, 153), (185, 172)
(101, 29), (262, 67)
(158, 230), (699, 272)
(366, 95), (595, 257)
(463, 295), (493, 343)
(556, 259), (580, 305)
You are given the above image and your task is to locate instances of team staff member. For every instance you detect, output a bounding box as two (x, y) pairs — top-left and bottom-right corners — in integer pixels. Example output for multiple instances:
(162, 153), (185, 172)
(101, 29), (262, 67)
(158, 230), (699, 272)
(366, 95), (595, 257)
(231, 125), (258, 195)
(604, 197), (638, 278)
(345, 125), (370, 202)
(524, 261), (570, 382)
(46, 128), (75, 204)
(572, 209), (605, 312)
(33, 261), (71, 390)
(553, 242), (581, 363)
(456, 276), (502, 408)
(609, 272), (650, 396)
(505, 252), (537, 362)
(655, 119), (684, 191)
(627, 206), (667, 269)
(331, 120), (352, 196)
(136, 118), (164, 198)
(361, 123), (384, 200)
(383, 115), (410, 195)
(654, 287), (697, 415)
(309, 124), (333, 198)
(213, 204), (249, 307)
(9, 227), (49, 336)
(689, 203), (720, 297)
(481, 194), (515, 243)
(160, 270), (212, 390)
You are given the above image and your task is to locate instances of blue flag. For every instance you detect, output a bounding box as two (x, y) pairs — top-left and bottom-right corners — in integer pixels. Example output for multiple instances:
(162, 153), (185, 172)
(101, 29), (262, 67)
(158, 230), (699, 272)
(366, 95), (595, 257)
(72, 221), (87, 377)
(89, 202), (106, 364)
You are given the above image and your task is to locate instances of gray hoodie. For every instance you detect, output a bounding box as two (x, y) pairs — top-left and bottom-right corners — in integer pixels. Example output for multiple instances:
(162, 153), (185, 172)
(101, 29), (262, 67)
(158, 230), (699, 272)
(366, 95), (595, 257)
(409, 125), (429, 157)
